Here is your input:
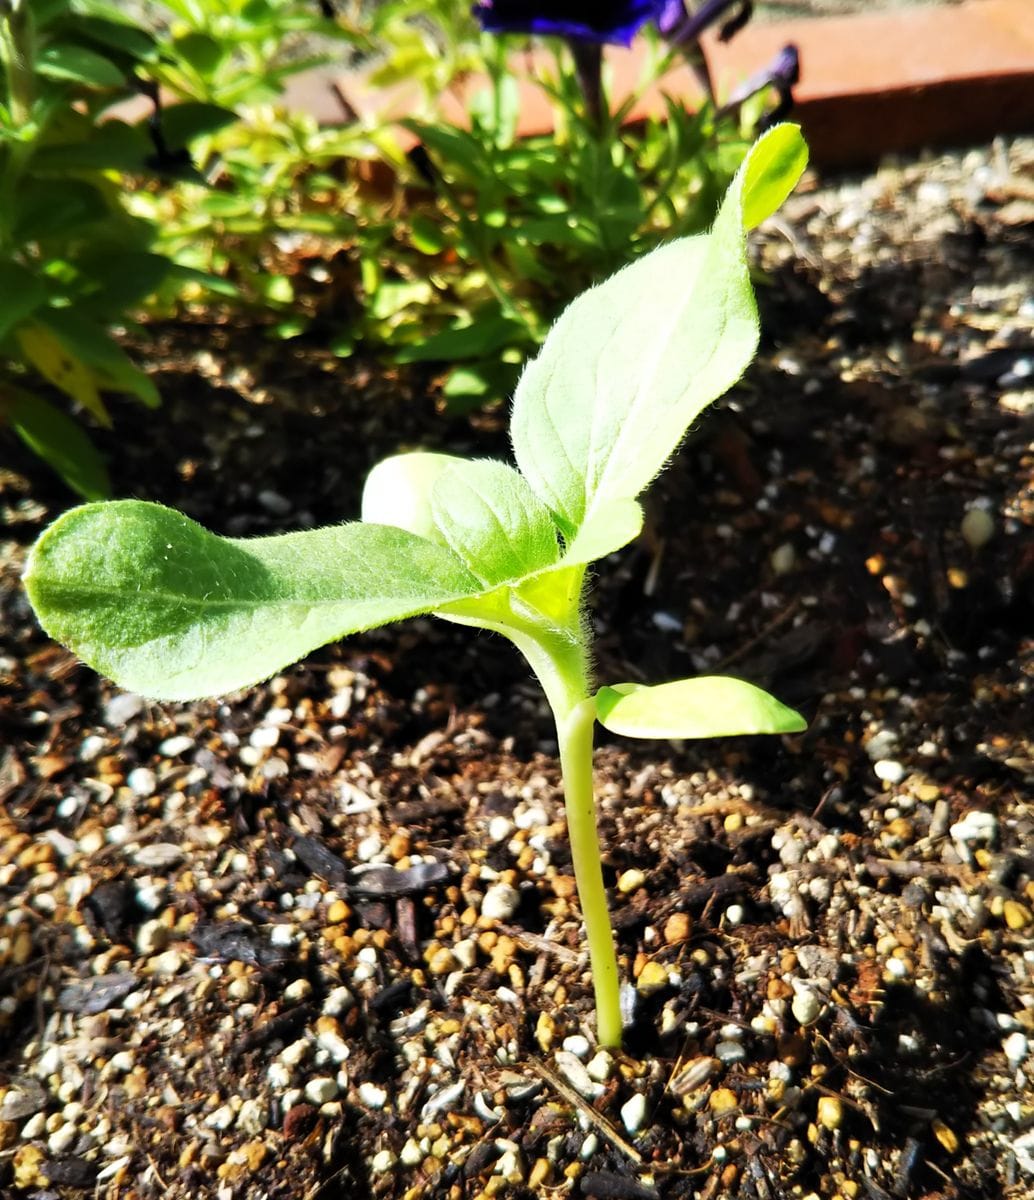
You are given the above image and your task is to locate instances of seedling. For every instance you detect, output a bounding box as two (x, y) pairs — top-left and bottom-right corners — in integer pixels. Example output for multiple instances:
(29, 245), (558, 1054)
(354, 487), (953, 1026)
(24, 125), (809, 1048)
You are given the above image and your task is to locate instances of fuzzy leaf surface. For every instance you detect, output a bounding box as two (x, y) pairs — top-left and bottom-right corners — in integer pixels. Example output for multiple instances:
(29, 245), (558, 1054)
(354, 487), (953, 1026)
(595, 676), (807, 740)
(24, 501), (483, 701)
(511, 124), (807, 537)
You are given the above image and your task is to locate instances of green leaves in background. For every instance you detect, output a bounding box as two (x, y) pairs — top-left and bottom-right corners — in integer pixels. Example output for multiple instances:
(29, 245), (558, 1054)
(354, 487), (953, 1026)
(24, 501), (485, 701)
(595, 677), (807, 740)
(511, 124), (808, 539)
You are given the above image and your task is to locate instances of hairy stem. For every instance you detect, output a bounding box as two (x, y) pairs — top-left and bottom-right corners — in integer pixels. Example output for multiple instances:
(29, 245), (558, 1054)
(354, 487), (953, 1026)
(555, 695), (622, 1048)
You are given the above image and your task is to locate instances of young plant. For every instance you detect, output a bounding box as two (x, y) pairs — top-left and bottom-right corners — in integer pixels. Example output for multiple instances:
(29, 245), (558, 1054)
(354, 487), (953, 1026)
(23, 125), (809, 1048)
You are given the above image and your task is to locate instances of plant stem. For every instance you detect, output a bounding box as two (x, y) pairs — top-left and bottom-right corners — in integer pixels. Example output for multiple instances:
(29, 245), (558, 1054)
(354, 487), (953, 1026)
(555, 695), (623, 1048)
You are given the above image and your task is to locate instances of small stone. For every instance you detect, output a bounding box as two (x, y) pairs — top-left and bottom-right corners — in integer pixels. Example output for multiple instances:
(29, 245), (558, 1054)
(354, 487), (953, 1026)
(873, 759), (905, 785)
(561, 1035), (591, 1061)
(770, 542), (796, 574)
(323, 986), (354, 1016)
(149, 949), (185, 976)
(791, 986), (823, 1027)
(709, 1088), (739, 1114)
(620, 1092), (648, 1133)
(529, 1158), (552, 1189)
(817, 1096), (843, 1130)
(554, 1050), (604, 1101)
(283, 979), (313, 1004)
(400, 1138), (424, 1166)
(949, 810), (997, 843)
(535, 1011), (556, 1053)
(663, 912), (691, 944)
(206, 1103), (237, 1130)
(586, 1051), (613, 1083)
(1003, 900), (1032, 931)
(159, 735), (194, 757)
(236, 1098), (268, 1135)
(617, 868), (646, 894)
(1003, 1031), (1028, 1067)
(427, 946), (457, 976)
(326, 899), (349, 925)
(103, 692), (144, 726)
(481, 882), (520, 922)
(370, 1149), (395, 1174)
(305, 1077), (339, 1105)
(715, 1040), (747, 1065)
(127, 767), (157, 797)
(636, 961), (669, 995)
(136, 919), (169, 956)
(487, 816), (515, 843)
(960, 507), (994, 550)
(932, 1118), (959, 1154)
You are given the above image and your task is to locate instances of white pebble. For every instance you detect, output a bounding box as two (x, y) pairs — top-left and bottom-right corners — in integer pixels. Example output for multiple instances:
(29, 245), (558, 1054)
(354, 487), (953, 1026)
(873, 759), (905, 785)
(400, 1138), (424, 1166)
(487, 816), (515, 843)
(159, 735), (194, 757)
(554, 1050), (604, 1101)
(791, 985), (823, 1026)
(206, 1103), (237, 1130)
(370, 1149), (395, 1174)
(514, 806), (548, 830)
(620, 1092), (648, 1133)
(961, 507), (994, 550)
(770, 543), (796, 575)
(715, 1040), (747, 1065)
(323, 986), (354, 1016)
(1003, 1031), (1029, 1068)
(249, 725), (280, 749)
(950, 810), (997, 843)
(236, 1098), (268, 1134)
(561, 1035), (591, 1061)
(127, 768), (157, 797)
(305, 1077), (339, 1105)
(586, 1051), (613, 1083)
(481, 882), (520, 922)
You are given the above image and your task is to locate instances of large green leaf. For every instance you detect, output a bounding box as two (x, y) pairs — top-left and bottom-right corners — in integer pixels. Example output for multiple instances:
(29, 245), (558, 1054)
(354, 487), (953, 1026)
(594, 677), (807, 740)
(510, 124), (807, 538)
(23, 502), (485, 700)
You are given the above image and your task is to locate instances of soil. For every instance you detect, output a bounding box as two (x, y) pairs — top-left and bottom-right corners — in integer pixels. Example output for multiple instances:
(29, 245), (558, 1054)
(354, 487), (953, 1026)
(1, 137), (1032, 1200)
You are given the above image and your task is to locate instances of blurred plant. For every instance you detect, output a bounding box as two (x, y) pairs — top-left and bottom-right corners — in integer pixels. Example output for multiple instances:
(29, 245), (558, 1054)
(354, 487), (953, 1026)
(125, 0), (371, 333)
(0, 0), (236, 498)
(343, 0), (800, 411)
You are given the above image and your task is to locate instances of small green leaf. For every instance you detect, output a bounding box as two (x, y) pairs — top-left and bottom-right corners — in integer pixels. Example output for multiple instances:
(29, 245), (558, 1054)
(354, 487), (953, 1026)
(36, 42), (125, 87)
(37, 310), (160, 408)
(151, 102), (238, 146)
(23, 502), (485, 701)
(510, 124), (807, 539)
(0, 263), (47, 341)
(430, 459), (560, 587)
(740, 122), (809, 232)
(361, 452), (560, 588)
(5, 389), (110, 501)
(394, 313), (523, 364)
(594, 677), (807, 740)
(561, 499), (643, 566)
(361, 451), (460, 543)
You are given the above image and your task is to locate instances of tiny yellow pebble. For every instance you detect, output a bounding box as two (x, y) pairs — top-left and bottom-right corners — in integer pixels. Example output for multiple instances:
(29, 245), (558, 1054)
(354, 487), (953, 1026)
(617, 868), (647, 894)
(932, 1118), (958, 1154)
(636, 960), (670, 995)
(709, 1087), (739, 1114)
(1003, 900), (1032, 931)
(817, 1095), (843, 1131)
(326, 899), (350, 925)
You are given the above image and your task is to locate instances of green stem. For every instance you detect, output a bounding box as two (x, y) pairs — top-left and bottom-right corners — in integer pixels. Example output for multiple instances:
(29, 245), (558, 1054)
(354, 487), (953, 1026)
(555, 695), (623, 1048)
(443, 588), (623, 1047)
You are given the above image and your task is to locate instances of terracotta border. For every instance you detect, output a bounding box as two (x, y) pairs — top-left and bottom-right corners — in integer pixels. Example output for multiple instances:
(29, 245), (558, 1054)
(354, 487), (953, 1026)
(303, 0), (1034, 166)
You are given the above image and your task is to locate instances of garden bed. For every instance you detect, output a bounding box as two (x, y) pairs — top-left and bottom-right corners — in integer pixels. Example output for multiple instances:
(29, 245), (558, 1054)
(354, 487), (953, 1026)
(1, 135), (1032, 1200)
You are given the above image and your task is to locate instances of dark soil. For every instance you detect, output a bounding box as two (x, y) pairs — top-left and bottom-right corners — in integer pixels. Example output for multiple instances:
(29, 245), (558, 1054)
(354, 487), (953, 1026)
(1, 138), (1032, 1200)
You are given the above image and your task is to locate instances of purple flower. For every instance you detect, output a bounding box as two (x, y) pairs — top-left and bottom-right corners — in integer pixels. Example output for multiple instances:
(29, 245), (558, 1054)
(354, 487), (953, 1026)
(720, 43), (800, 129)
(472, 0), (686, 47)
